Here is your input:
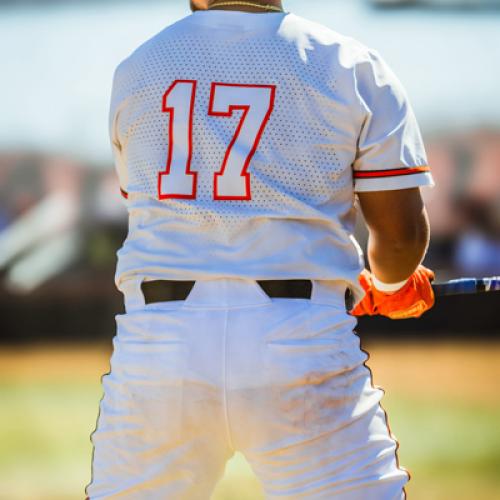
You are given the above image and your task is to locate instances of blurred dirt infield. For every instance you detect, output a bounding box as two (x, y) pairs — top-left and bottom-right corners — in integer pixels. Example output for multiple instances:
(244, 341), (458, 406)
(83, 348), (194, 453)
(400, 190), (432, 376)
(1, 340), (499, 499)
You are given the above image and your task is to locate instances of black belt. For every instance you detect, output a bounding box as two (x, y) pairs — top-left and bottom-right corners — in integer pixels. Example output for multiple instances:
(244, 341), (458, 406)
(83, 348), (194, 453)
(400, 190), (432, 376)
(141, 279), (313, 304)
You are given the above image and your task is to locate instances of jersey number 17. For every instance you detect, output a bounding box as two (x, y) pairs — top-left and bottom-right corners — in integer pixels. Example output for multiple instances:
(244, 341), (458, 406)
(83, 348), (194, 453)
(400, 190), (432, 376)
(158, 81), (276, 201)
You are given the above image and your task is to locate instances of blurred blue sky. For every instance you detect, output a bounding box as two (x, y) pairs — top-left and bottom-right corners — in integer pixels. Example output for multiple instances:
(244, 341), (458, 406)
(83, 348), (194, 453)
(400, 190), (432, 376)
(1, 0), (499, 165)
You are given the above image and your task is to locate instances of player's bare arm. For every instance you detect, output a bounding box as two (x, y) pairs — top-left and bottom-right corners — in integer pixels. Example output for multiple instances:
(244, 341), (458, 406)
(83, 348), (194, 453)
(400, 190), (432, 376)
(354, 188), (434, 319)
(358, 187), (430, 284)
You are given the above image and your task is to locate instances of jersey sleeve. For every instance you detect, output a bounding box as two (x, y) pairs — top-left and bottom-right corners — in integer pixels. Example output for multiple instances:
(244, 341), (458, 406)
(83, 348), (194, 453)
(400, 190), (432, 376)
(352, 50), (434, 192)
(109, 62), (130, 201)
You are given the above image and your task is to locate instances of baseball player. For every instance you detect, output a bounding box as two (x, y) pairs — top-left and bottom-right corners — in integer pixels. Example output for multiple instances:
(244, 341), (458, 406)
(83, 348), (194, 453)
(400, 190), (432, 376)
(86, 0), (435, 498)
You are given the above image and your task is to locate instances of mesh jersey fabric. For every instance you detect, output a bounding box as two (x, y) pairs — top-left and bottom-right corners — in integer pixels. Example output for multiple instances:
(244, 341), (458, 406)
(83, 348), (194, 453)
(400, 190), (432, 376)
(109, 10), (434, 303)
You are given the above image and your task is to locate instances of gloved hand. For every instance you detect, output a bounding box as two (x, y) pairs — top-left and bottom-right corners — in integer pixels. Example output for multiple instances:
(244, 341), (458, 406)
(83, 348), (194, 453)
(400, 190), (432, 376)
(352, 265), (435, 320)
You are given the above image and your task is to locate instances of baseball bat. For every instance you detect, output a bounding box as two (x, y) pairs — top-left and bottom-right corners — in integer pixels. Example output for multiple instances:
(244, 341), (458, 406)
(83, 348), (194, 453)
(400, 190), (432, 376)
(432, 277), (500, 297)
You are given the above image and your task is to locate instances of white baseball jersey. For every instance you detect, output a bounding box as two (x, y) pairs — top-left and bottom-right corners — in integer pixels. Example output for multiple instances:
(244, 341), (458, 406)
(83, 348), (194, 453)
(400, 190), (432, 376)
(109, 10), (434, 302)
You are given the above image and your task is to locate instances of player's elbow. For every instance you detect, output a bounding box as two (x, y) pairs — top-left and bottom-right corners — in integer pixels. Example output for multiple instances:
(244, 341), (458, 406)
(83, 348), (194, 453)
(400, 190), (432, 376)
(359, 187), (431, 262)
(379, 209), (430, 262)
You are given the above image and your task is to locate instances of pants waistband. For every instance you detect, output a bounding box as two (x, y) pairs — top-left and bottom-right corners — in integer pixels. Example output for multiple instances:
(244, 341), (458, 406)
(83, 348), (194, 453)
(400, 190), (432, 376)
(142, 279), (318, 304)
(121, 278), (348, 312)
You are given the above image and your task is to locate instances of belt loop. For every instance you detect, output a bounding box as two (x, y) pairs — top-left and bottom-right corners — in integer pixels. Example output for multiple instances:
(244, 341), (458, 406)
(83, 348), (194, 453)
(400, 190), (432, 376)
(121, 278), (146, 313)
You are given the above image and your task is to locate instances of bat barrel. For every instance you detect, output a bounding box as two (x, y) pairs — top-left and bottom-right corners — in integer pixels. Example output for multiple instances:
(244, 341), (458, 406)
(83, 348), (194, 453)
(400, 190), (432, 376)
(432, 277), (500, 296)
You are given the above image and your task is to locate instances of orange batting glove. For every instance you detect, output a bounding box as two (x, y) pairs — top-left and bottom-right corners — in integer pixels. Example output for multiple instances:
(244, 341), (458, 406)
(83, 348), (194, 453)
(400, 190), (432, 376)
(352, 265), (435, 320)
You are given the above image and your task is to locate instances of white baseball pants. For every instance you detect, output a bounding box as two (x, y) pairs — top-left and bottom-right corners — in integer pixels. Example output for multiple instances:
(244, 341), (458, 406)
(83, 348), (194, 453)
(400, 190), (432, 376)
(86, 278), (408, 499)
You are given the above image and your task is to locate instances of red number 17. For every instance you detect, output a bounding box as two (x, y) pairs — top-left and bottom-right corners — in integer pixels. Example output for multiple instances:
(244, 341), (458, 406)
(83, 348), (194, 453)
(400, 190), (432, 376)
(158, 81), (276, 201)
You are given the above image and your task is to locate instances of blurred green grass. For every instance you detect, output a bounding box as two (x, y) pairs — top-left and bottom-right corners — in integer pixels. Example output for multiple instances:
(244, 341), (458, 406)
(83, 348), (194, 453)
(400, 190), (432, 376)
(0, 343), (499, 500)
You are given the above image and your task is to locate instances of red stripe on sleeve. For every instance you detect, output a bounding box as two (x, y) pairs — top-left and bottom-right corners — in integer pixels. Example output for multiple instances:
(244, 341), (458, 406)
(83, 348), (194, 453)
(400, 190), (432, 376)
(354, 166), (430, 179)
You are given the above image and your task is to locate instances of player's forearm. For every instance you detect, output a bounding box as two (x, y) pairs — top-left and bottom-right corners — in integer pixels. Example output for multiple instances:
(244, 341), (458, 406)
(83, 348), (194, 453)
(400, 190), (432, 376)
(358, 188), (431, 284)
(367, 210), (430, 284)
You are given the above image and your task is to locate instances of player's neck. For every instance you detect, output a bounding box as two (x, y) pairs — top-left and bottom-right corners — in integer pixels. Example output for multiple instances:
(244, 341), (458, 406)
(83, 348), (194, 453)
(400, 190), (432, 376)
(207, 1), (284, 14)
